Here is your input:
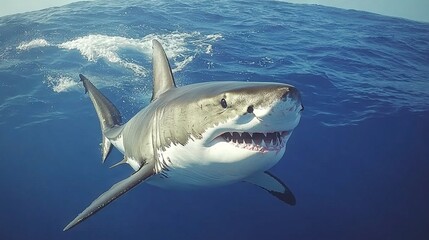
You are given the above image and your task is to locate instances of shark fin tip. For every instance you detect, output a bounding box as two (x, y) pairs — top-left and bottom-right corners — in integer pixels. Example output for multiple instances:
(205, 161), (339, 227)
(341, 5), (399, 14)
(79, 74), (88, 93)
(270, 190), (296, 206)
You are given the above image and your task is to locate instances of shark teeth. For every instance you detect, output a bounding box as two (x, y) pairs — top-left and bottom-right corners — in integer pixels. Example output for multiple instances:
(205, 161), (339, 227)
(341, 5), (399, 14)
(220, 131), (289, 152)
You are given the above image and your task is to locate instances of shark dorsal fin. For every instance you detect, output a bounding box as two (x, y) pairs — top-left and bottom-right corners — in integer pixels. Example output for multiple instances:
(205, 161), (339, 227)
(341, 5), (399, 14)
(151, 39), (176, 101)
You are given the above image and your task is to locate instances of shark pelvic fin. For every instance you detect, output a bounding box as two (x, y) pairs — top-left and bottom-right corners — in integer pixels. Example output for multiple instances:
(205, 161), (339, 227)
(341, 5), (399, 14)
(244, 171), (296, 205)
(151, 39), (176, 101)
(63, 162), (155, 231)
(80, 74), (122, 162)
(109, 157), (127, 169)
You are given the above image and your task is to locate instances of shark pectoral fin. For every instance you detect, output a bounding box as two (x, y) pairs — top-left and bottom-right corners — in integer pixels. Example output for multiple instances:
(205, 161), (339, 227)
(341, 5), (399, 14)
(63, 163), (155, 231)
(244, 171), (296, 205)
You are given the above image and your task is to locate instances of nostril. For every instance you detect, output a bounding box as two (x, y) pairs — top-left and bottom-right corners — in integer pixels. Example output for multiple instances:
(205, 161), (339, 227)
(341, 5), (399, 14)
(247, 105), (254, 113)
(281, 87), (300, 101)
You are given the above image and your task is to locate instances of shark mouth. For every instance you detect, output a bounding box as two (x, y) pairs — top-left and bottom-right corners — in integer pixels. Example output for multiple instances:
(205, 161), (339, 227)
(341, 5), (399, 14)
(219, 131), (290, 152)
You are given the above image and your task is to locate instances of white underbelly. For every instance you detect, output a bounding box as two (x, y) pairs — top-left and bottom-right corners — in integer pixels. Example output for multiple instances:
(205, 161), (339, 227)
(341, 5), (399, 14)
(147, 141), (286, 189)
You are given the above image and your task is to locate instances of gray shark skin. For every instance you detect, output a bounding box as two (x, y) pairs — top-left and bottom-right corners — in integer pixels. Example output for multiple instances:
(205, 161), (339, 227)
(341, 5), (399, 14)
(63, 40), (303, 231)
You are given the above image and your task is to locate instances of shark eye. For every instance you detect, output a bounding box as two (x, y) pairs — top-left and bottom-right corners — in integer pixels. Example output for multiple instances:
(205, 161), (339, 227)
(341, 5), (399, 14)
(220, 98), (227, 108)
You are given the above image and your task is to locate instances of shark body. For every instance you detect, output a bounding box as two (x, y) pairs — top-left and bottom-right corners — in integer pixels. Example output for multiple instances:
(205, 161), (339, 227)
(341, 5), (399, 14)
(64, 40), (303, 231)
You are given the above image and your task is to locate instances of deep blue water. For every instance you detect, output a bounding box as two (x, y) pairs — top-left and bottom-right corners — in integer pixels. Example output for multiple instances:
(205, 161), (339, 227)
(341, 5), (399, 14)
(1, 0), (429, 239)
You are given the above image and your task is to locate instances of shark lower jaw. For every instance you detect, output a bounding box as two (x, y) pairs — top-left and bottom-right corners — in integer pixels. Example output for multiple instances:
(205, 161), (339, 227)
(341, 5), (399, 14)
(214, 131), (291, 153)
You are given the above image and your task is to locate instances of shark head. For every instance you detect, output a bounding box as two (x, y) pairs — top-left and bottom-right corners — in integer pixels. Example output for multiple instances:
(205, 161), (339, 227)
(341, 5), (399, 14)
(151, 81), (303, 187)
(201, 82), (302, 151)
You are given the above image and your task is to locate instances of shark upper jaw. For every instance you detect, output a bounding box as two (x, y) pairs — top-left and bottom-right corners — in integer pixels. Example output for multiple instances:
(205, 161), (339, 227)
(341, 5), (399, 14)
(204, 115), (300, 154)
(216, 131), (291, 153)
(204, 97), (302, 154)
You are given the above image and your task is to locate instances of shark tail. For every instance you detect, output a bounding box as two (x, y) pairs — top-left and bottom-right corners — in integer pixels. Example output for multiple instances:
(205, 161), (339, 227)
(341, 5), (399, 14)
(79, 74), (122, 162)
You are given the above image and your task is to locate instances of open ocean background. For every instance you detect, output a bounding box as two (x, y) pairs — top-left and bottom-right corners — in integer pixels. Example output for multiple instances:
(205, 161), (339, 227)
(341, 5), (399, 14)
(1, 0), (429, 239)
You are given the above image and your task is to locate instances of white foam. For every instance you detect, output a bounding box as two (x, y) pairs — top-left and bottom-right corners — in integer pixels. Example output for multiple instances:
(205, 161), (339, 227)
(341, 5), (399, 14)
(173, 55), (194, 73)
(45, 75), (79, 93)
(17, 39), (51, 50)
(20, 32), (223, 94)
(204, 34), (223, 55)
(58, 34), (150, 62)
(57, 34), (147, 76)
(16, 32), (222, 76)
(56, 32), (222, 75)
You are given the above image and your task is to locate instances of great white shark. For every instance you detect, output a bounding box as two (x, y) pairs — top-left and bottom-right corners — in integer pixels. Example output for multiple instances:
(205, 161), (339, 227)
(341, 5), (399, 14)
(64, 40), (303, 231)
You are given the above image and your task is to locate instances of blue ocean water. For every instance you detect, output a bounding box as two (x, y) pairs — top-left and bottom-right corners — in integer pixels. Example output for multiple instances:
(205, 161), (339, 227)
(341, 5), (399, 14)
(1, 0), (429, 239)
